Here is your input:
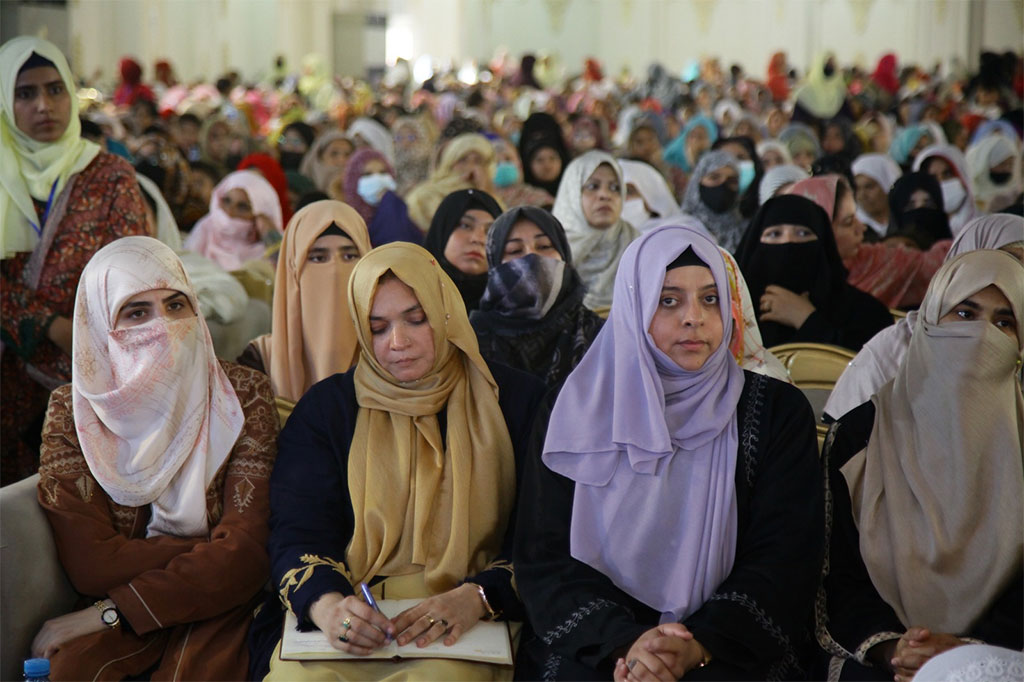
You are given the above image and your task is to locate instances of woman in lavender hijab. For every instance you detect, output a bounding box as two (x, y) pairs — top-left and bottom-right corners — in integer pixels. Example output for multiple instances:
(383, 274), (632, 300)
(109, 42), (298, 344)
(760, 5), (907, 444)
(514, 225), (823, 681)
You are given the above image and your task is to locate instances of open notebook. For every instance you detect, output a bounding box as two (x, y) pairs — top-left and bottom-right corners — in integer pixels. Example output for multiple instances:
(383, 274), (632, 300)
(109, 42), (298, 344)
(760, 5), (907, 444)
(280, 599), (513, 665)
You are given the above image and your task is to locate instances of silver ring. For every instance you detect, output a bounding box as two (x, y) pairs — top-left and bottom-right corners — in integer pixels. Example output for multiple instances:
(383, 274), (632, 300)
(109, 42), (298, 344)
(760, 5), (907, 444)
(627, 658), (638, 671)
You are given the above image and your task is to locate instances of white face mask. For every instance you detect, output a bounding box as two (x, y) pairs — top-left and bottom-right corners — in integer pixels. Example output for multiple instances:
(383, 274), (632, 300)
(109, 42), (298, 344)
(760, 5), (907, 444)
(621, 198), (650, 228)
(940, 177), (967, 214)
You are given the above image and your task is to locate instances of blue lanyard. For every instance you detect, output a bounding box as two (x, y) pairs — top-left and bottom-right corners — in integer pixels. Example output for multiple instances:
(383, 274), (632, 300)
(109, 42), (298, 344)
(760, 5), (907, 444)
(28, 180), (59, 237)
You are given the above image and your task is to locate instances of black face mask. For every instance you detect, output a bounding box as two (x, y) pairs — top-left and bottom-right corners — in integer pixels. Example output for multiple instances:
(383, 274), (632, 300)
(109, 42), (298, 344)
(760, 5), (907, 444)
(989, 170), (1012, 185)
(899, 207), (951, 245)
(744, 241), (829, 304)
(699, 183), (738, 214)
(823, 62), (836, 78)
(278, 150), (306, 171)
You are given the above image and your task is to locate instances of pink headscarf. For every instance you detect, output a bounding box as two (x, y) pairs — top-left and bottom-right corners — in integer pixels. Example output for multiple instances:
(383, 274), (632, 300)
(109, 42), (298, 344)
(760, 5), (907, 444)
(783, 175), (841, 220)
(183, 170), (282, 271)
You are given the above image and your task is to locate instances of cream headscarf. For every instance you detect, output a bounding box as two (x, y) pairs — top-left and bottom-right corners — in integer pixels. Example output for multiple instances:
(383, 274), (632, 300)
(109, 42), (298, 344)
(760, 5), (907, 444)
(405, 133), (500, 232)
(344, 242), (515, 593)
(72, 236), (244, 538)
(299, 129), (350, 192)
(0, 36), (101, 258)
(552, 150), (639, 311)
(841, 250), (1024, 633)
(252, 200), (371, 404)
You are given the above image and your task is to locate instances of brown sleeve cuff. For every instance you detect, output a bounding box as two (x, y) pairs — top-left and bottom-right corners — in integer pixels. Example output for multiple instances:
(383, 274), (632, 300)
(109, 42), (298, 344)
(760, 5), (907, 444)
(108, 581), (164, 635)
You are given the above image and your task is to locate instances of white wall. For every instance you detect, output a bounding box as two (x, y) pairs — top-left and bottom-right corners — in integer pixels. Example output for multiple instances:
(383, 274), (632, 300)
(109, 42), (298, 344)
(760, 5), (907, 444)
(14, 0), (1016, 87)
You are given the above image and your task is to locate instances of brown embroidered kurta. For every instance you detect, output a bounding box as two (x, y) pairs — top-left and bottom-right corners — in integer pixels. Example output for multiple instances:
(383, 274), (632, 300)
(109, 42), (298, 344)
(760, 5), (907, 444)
(1, 151), (149, 484)
(36, 362), (278, 682)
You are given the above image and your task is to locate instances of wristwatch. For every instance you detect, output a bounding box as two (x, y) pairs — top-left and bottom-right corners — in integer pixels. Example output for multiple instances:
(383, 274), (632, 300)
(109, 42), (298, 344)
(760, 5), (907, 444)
(93, 600), (120, 629)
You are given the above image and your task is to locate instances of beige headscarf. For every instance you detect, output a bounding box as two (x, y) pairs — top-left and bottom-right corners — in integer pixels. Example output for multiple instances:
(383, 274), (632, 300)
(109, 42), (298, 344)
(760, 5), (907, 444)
(344, 242), (515, 593)
(299, 129), (351, 191)
(842, 250), (1024, 633)
(252, 200), (371, 406)
(405, 133), (501, 232)
(0, 36), (101, 258)
(72, 236), (244, 538)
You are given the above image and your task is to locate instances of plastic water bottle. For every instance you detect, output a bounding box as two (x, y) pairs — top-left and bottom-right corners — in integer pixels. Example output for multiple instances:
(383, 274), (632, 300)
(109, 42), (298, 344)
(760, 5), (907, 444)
(23, 658), (50, 681)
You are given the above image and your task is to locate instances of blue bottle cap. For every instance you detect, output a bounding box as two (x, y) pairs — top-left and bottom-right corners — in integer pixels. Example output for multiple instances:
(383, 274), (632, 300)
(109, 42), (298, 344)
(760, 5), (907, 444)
(24, 658), (50, 676)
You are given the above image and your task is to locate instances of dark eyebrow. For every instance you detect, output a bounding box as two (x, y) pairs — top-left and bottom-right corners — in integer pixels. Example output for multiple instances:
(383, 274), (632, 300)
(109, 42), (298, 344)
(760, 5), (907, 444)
(120, 301), (153, 311)
(957, 299), (981, 311)
(996, 307), (1015, 318)
(339, 245), (360, 252)
(162, 291), (187, 304)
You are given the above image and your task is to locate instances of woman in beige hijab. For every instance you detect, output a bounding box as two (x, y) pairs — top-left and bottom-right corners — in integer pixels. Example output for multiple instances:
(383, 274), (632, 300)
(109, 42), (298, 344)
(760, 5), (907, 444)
(238, 200), (372, 424)
(816, 249), (1023, 682)
(252, 242), (545, 680)
(405, 133), (503, 232)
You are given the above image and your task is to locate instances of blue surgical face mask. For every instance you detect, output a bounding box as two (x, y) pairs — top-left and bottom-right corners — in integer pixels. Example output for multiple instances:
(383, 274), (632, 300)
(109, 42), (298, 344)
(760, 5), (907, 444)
(493, 161), (520, 188)
(737, 160), (756, 194)
(509, 131), (521, 147)
(356, 173), (396, 206)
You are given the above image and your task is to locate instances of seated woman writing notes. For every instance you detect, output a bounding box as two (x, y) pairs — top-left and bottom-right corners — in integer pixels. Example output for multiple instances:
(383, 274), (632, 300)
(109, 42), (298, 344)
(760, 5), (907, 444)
(515, 225), (823, 680)
(251, 242), (546, 680)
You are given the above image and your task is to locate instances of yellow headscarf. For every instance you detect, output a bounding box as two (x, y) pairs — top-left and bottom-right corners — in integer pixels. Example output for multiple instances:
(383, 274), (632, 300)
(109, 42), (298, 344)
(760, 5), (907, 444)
(344, 242), (515, 593)
(405, 133), (501, 231)
(252, 200), (372, 406)
(0, 36), (100, 258)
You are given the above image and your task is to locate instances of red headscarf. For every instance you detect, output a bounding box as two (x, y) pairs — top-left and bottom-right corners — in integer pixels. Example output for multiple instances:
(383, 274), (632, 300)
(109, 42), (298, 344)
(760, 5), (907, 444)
(237, 153), (293, 225)
(871, 53), (900, 96)
(767, 52), (790, 102)
(113, 57), (154, 107)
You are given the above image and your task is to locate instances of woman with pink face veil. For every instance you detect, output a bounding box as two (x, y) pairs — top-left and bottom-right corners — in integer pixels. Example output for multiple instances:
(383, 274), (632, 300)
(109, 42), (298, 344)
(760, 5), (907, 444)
(31, 236), (278, 680)
(183, 169), (283, 271)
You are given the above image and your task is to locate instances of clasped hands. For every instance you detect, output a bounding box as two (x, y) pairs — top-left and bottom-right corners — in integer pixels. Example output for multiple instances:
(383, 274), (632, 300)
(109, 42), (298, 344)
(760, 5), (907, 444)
(309, 583), (487, 656)
(613, 623), (710, 682)
(759, 285), (815, 329)
(885, 627), (964, 682)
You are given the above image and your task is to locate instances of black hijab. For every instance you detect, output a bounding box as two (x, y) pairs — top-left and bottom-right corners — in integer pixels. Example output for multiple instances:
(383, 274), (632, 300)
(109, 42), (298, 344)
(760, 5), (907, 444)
(424, 188), (502, 312)
(518, 113), (570, 196)
(886, 172), (952, 248)
(484, 205), (573, 268)
(735, 194), (849, 347)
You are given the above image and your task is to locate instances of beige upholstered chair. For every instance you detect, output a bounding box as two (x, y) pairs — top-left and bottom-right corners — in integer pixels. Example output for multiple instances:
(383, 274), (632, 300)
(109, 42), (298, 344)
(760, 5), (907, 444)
(768, 342), (857, 450)
(0, 474), (77, 681)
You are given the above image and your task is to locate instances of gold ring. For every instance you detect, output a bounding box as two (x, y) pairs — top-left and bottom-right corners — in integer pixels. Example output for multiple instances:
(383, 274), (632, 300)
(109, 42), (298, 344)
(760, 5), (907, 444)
(426, 615), (437, 627)
(342, 617), (351, 630)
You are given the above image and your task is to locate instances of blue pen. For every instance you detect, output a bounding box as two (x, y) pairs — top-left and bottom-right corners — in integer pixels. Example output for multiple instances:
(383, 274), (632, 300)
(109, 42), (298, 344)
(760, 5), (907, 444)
(360, 582), (392, 643)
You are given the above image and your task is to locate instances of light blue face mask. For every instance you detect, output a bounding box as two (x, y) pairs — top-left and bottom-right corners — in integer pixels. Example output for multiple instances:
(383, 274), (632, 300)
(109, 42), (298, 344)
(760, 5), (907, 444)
(509, 131), (521, 147)
(356, 173), (397, 206)
(493, 161), (520, 188)
(737, 160), (756, 194)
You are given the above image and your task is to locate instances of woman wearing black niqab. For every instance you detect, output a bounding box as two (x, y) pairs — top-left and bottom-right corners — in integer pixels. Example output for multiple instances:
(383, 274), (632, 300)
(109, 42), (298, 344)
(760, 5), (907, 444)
(735, 194), (893, 351)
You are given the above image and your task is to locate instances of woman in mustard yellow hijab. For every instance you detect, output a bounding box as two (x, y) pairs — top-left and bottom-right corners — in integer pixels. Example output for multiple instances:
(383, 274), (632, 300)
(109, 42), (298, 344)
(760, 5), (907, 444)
(251, 242), (546, 680)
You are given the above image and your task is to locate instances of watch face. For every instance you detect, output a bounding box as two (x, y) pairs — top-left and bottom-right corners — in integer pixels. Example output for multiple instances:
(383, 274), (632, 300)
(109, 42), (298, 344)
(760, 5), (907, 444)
(101, 608), (118, 625)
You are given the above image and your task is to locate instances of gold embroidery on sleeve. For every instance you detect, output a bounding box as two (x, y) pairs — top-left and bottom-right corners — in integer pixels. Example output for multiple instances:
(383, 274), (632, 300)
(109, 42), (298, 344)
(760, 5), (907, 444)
(278, 554), (353, 613)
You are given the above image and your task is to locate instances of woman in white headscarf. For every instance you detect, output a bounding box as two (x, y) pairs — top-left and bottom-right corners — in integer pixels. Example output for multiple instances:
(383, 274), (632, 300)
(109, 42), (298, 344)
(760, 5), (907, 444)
(817, 249), (1023, 681)
(851, 153), (902, 238)
(824, 213), (1024, 422)
(0, 37), (149, 483)
(913, 143), (979, 236)
(552, 150), (639, 314)
(31, 236), (278, 680)
(618, 158), (683, 232)
(965, 133), (1023, 213)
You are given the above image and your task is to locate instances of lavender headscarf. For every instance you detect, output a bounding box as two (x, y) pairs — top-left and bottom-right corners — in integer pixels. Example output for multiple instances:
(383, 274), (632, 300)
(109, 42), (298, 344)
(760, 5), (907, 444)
(543, 225), (744, 622)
